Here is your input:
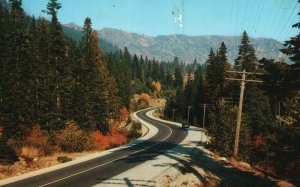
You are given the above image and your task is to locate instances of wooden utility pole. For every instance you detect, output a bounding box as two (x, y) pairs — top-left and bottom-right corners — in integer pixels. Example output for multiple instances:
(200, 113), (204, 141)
(226, 70), (263, 160)
(187, 106), (191, 121)
(200, 104), (207, 128)
(172, 108), (175, 121)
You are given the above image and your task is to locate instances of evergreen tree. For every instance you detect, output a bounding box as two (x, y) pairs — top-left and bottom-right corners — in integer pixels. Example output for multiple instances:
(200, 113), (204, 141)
(145, 58), (152, 79)
(158, 63), (165, 82)
(32, 17), (53, 128)
(81, 18), (110, 132)
(234, 31), (257, 72)
(173, 66), (183, 89)
(206, 43), (230, 102)
(139, 55), (145, 82)
(151, 58), (159, 81)
(194, 66), (208, 125)
(43, 0), (71, 127)
(183, 75), (196, 106)
(164, 70), (173, 88)
(3, 0), (36, 128)
(0, 3), (10, 122)
(132, 54), (138, 80)
(258, 58), (288, 117)
(206, 48), (216, 89)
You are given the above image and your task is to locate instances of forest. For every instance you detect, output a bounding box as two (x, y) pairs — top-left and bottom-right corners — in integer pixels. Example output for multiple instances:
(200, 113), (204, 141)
(0, 0), (299, 180)
(0, 0), (192, 163)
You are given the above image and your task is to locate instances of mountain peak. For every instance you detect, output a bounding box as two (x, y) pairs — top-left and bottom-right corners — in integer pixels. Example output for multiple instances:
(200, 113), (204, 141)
(64, 22), (82, 31)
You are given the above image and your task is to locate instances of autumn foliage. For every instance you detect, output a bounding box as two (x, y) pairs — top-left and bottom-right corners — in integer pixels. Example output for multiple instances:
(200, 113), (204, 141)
(90, 130), (128, 150)
(56, 121), (88, 152)
(152, 81), (161, 93)
(22, 124), (49, 157)
(139, 93), (151, 103)
(119, 107), (130, 122)
(89, 130), (109, 150)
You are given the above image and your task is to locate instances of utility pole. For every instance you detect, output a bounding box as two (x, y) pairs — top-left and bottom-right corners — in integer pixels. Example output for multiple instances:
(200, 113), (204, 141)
(202, 104), (207, 128)
(199, 103), (210, 128)
(226, 70), (263, 160)
(172, 108), (175, 121)
(278, 102), (281, 125)
(187, 106), (191, 122)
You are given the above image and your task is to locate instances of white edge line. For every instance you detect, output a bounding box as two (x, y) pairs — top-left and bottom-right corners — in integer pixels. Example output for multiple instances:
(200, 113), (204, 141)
(0, 108), (159, 186)
(40, 117), (172, 187)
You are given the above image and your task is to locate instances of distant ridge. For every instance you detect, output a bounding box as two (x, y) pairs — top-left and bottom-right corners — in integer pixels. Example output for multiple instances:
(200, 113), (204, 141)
(98, 28), (288, 63)
(63, 23), (288, 64)
(63, 23), (120, 53)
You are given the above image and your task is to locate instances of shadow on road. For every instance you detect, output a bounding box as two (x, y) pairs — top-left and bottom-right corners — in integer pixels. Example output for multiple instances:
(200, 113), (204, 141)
(95, 177), (156, 187)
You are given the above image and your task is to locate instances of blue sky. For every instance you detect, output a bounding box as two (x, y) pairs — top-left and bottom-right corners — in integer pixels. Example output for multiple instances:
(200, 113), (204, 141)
(22, 0), (299, 42)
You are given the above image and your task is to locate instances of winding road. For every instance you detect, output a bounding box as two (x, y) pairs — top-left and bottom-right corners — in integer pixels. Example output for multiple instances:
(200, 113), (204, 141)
(1, 108), (188, 187)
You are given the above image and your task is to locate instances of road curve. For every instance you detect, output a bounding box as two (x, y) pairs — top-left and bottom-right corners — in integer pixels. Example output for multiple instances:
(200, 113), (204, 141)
(1, 108), (188, 187)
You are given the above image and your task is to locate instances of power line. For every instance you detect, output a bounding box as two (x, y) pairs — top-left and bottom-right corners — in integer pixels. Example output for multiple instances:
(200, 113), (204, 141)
(276, 2), (298, 41)
(269, 1), (298, 56)
(269, 0), (290, 40)
(251, 0), (264, 36)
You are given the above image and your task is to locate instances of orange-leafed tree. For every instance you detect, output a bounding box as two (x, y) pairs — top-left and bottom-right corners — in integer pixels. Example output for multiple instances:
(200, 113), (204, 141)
(153, 81), (161, 93)
(119, 107), (129, 122)
(90, 130), (109, 150)
(139, 93), (151, 103)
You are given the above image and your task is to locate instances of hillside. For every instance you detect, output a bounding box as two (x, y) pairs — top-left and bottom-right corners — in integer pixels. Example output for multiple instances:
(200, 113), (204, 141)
(63, 23), (288, 64)
(98, 28), (288, 63)
(62, 24), (120, 53)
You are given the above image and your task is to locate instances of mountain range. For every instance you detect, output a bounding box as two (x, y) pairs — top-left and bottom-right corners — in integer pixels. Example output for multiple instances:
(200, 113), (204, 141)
(63, 23), (289, 64)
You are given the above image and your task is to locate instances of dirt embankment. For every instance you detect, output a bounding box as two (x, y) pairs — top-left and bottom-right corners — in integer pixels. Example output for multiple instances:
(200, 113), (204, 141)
(155, 146), (296, 187)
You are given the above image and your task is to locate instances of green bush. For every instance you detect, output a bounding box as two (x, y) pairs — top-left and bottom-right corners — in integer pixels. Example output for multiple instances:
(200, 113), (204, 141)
(57, 156), (72, 163)
(128, 121), (142, 140)
(55, 121), (89, 152)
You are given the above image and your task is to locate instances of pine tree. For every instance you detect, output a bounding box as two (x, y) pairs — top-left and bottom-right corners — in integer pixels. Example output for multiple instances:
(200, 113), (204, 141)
(3, 0), (36, 128)
(31, 17), (54, 128)
(194, 66), (207, 104)
(206, 43), (230, 102)
(234, 31), (257, 71)
(43, 0), (71, 128)
(194, 66), (208, 125)
(206, 48), (216, 89)
(81, 18), (111, 132)
(158, 63), (165, 82)
(145, 57), (152, 79)
(132, 54), (138, 80)
(0, 3), (10, 122)
(164, 70), (173, 88)
(139, 55), (145, 82)
(174, 66), (183, 89)
(258, 58), (288, 117)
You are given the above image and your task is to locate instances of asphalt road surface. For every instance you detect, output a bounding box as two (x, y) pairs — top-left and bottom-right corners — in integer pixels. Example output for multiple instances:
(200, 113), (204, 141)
(2, 108), (188, 187)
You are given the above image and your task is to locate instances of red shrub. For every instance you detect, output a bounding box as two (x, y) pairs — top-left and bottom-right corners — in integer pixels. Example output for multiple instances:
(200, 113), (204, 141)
(254, 135), (264, 149)
(25, 124), (49, 156)
(89, 129), (128, 151)
(90, 130), (109, 150)
(0, 125), (4, 136)
(119, 107), (129, 122)
(107, 130), (128, 147)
